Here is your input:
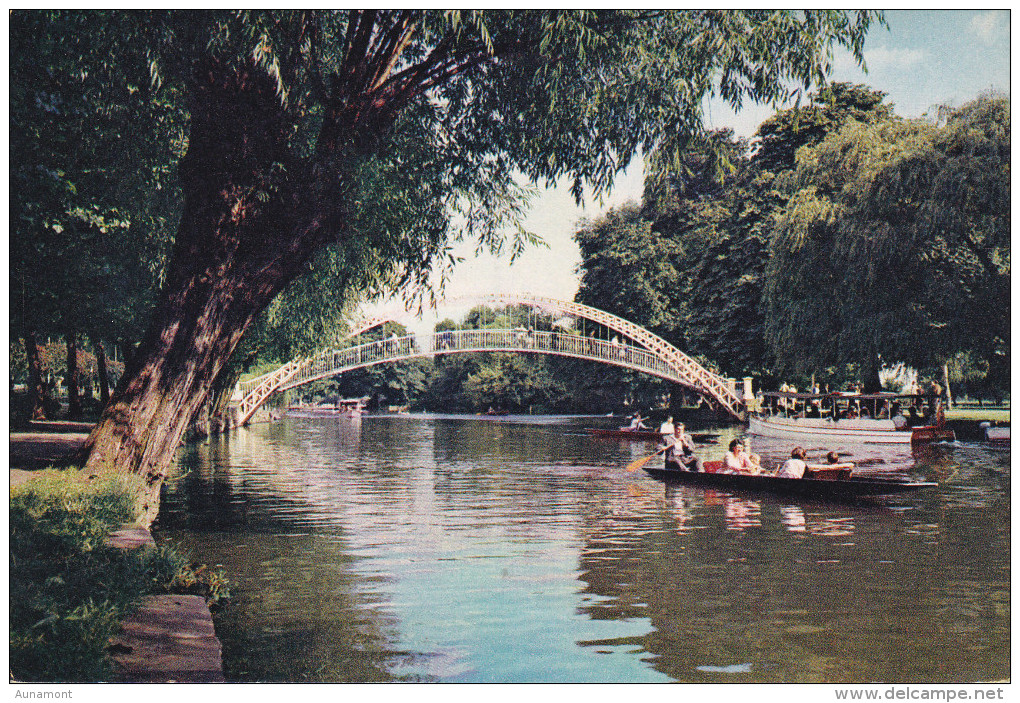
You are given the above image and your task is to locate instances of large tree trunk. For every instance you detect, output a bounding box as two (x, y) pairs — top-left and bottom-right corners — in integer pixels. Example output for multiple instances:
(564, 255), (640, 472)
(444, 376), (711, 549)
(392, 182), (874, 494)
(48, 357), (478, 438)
(25, 331), (48, 421)
(79, 57), (339, 525)
(94, 338), (111, 407)
(66, 331), (83, 421)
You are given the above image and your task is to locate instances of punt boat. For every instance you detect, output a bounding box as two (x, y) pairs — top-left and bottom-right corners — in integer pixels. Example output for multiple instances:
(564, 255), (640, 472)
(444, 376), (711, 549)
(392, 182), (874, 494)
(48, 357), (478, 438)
(588, 428), (663, 440)
(643, 460), (937, 499)
(749, 391), (955, 445)
(588, 428), (719, 442)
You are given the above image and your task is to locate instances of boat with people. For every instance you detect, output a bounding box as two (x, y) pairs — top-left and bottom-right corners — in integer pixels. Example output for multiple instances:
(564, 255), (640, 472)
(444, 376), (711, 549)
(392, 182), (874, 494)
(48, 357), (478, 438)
(588, 427), (663, 440)
(643, 460), (936, 499)
(288, 397), (366, 418)
(749, 391), (955, 445)
(588, 427), (719, 442)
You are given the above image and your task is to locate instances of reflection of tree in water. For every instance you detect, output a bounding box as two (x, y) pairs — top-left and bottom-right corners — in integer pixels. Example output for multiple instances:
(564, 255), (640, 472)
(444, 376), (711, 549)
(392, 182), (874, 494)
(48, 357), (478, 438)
(159, 421), (441, 682)
(574, 482), (1010, 682)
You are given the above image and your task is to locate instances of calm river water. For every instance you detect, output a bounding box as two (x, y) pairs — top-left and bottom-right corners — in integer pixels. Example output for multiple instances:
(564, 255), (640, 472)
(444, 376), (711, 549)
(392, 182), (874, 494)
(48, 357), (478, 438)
(153, 413), (1010, 683)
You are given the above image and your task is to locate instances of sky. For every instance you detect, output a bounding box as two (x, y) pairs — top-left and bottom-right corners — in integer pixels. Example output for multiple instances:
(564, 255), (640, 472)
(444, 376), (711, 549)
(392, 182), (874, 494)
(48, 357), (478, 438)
(364, 10), (1011, 332)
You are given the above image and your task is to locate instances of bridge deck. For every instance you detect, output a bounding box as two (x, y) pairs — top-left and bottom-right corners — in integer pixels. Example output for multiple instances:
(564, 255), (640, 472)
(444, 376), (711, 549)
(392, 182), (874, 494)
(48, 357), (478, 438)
(238, 327), (745, 423)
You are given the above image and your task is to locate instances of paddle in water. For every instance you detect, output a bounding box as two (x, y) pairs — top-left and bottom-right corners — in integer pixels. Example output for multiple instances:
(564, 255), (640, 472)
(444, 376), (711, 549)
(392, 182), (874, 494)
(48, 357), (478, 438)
(626, 448), (665, 472)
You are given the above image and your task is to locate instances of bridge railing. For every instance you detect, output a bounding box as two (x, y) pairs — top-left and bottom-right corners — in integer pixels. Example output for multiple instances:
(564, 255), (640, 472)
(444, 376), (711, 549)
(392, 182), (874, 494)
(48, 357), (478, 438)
(250, 328), (687, 395)
(236, 325), (743, 423)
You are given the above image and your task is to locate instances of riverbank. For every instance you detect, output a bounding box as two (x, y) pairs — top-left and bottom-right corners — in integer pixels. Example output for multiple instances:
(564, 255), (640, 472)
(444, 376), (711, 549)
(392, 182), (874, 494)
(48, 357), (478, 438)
(9, 434), (226, 683)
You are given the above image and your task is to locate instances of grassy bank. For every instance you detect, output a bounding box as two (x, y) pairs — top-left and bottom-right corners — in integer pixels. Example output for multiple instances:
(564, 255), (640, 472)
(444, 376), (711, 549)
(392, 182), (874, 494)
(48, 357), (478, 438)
(945, 407), (1010, 423)
(10, 469), (229, 682)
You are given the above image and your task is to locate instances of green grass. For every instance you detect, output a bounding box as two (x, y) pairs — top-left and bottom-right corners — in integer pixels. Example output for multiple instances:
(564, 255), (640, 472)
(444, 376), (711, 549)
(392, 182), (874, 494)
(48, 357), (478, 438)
(10, 469), (230, 682)
(945, 408), (1010, 422)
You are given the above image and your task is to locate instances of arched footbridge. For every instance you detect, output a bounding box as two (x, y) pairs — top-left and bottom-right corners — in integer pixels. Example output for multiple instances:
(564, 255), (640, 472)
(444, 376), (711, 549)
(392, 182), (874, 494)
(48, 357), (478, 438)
(234, 294), (748, 423)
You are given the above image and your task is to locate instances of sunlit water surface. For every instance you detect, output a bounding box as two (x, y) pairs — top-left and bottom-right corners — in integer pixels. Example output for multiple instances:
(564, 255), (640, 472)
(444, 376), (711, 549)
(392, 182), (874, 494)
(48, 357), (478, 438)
(154, 414), (1010, 683)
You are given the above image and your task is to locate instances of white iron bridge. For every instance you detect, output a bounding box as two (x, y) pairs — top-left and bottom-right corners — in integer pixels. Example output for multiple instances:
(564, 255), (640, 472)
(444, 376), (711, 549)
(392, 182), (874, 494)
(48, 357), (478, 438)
(234, 294), (747, 423)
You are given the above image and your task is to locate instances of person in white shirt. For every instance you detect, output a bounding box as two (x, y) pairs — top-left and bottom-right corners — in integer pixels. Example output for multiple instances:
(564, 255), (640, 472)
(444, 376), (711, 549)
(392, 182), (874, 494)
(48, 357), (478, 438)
(775, 446), (808, 478)
(659, 416), (674, 436)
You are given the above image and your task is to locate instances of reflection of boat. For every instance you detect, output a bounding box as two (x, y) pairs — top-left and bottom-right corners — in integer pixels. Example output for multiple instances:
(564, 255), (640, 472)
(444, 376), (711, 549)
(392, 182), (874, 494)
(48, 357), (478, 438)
(750, 392), (955, 445)
(288, 397), (366, 418)
(644, 460), (936, 499)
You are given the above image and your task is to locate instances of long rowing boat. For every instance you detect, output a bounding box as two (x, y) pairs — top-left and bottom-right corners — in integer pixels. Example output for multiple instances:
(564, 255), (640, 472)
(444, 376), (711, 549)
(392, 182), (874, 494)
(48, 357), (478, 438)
(643, 460), (936, 499)
(750, 392), (955, 445)
(588, 428), (663, 440)
(588, 428), (720, 442)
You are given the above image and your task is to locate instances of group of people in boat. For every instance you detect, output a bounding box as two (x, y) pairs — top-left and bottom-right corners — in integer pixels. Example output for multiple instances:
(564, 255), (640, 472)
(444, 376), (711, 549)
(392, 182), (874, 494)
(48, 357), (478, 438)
(765, 380), (947, 427)
(660, 427), (850, 480)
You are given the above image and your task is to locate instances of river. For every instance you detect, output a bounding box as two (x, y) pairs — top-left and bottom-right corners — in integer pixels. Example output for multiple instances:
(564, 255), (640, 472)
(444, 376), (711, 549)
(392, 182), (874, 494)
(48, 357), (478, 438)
(153, 413), (1010, 683)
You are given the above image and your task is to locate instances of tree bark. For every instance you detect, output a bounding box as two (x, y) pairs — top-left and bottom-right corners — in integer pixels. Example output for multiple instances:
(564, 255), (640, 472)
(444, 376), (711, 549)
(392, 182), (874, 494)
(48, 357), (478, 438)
(25, 331), (48, 421)
(79, 57), (336, 525)
(66, 331), (82, 421)
(95, 338), (111, 407)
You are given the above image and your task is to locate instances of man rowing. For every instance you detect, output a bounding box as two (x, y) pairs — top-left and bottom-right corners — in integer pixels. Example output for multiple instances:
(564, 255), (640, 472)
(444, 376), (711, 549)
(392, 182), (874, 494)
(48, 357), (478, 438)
(661, 422), (703, 472)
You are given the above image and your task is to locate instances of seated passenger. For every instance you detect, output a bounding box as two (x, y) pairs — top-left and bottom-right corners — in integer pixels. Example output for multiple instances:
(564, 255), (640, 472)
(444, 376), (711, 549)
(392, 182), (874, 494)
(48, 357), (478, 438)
(627, 413), (648, 431)
(723, 439), (762, 474)
(722, 439), (744, 473)
(739, 441), (762, 473)
(775, 446), (809, 479)
(826, 451), (841, 464)
(661, 424), (703, 472)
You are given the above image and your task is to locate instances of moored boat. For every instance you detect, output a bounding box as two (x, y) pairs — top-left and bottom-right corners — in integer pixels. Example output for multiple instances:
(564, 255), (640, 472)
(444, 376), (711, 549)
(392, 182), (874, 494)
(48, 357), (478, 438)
(288, 397), (366, 418)
(643, 460), (936, 499)
(750, 392), (955, 445)
(984, 424), (1010, 444)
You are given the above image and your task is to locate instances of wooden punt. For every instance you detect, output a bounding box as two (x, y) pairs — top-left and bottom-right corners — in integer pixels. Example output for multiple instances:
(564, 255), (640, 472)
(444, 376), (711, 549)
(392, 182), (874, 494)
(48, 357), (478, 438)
(589, 428), (720, 442)
(643, 460), (936, 499)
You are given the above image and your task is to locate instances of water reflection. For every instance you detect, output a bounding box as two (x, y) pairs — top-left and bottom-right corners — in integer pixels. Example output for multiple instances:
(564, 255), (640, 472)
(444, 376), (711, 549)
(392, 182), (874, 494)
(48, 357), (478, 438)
(157, 414), (1010, 683)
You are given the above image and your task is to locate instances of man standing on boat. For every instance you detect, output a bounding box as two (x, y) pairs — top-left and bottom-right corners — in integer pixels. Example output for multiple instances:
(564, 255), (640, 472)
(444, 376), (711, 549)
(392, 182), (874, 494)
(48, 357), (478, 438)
(662, 423), (703, 472)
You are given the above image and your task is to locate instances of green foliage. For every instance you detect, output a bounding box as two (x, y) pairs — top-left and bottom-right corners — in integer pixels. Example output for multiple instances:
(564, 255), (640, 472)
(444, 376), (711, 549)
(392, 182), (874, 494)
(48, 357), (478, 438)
(10, 11), (184, 351)
(637, 84), (900, 382)
(764, 95), (1010, 387)
(575, 203), (682, 341)
(10, 470), (230, 681)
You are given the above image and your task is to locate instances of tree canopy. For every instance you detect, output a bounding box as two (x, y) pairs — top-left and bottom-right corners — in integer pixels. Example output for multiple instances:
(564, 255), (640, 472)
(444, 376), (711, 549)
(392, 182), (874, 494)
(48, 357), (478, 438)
(764, 95), (1010, 387)
(11, 9), (881, 520)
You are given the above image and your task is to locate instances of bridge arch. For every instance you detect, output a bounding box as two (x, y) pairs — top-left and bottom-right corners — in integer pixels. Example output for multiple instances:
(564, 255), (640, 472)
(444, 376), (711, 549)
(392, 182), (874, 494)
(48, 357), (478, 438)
(235, 294), (745, 423)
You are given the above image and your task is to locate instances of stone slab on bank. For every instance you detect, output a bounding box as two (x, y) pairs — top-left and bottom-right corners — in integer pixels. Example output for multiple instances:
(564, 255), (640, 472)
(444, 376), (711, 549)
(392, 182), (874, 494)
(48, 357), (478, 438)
(109, 595), (225, 683)
(9, 431), (89, 469)
(105, 523), (156, 550)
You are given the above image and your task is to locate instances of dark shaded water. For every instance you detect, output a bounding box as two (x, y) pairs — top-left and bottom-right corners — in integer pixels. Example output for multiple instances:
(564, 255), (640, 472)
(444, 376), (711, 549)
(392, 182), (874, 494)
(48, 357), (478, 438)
(154, 414), (1010, 683)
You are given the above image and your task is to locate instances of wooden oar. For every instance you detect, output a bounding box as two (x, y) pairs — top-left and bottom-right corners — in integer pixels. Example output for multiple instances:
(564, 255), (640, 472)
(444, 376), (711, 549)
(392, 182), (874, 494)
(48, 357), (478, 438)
(626, 448), (665, 472)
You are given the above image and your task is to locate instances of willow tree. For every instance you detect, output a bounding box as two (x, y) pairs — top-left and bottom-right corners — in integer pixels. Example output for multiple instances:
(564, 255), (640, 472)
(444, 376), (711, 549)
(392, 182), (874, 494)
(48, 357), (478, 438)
(18, 10), (878, 521)
(763, 96), (1010, 389)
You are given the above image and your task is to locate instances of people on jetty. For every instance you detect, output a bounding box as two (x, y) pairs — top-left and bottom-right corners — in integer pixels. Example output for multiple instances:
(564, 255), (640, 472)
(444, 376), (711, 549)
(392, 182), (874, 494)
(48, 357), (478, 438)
(662, 423), (703, 472)
(775, 446), (808, 479)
